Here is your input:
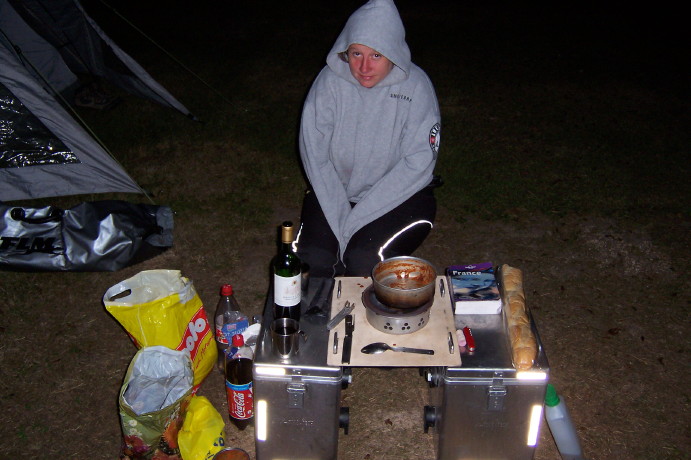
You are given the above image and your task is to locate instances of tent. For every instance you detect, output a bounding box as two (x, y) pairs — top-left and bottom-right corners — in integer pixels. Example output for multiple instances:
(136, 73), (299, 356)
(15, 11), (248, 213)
(0, 0), (193, 202)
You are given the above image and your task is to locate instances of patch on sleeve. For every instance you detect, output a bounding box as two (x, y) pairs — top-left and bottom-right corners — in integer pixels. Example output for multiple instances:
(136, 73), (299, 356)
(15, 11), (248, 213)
(429, 123), (441, 156)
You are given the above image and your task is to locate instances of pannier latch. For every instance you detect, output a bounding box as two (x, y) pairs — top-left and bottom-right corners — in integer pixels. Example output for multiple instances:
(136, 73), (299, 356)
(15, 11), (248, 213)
(287, 383), (306, 408)
(487, 373), (507, 411)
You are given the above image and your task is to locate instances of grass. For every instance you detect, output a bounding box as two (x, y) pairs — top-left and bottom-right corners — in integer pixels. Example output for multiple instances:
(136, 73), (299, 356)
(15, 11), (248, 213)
(50, 3), (678, 225)
(6, 0), (689, 263)
(434, 75), (688, 219)
(11, 2), (688, 226)
(2, 3), (689, 459)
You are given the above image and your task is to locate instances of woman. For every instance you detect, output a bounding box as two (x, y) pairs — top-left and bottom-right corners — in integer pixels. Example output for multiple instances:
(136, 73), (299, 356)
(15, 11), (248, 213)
(296, 0), (441, 277)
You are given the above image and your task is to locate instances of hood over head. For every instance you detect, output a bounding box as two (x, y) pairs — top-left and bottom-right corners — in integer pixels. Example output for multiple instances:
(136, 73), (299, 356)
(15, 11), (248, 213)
(326, 0), (411, 86)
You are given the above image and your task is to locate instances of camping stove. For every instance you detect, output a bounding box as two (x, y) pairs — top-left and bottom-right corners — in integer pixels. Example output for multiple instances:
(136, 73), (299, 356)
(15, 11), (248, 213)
(361, 284), (432, 335)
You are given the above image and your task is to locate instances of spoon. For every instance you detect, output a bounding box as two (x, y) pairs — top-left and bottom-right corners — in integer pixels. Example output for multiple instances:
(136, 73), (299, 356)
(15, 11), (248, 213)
(361, 342), (435, 355)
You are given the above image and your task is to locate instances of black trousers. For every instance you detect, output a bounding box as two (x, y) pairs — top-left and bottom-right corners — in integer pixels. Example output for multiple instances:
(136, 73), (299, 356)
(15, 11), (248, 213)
(296, 186), (436, 277)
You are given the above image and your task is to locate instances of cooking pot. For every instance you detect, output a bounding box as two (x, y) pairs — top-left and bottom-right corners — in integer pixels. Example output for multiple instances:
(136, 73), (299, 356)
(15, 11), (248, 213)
(371, 256), (437, 309)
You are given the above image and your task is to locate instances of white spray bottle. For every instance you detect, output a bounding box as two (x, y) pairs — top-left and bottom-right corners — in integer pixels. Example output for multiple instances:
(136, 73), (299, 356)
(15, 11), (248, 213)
(544, 383), (586, 460)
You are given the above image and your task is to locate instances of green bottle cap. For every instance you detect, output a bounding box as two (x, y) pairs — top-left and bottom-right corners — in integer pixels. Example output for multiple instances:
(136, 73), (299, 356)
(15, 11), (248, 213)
(545, 383), (560, 407)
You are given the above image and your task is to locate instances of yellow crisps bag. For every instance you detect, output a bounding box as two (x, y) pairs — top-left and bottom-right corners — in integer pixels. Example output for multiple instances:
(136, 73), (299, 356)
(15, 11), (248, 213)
(104, 270), (217, 391)
(178, 395), (226, 460)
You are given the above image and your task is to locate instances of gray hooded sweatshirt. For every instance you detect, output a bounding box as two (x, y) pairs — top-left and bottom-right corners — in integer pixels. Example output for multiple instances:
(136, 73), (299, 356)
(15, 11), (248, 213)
(299, 0), (441, 257)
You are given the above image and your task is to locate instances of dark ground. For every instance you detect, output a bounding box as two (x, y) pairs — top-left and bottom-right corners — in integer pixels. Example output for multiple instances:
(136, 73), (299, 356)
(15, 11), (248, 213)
(0, 1), (689, 459)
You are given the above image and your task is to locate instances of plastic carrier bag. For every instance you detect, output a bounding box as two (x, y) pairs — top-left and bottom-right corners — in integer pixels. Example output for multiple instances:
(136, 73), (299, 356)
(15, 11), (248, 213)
(0, 200), (173, 271)
(119, 346), (194, 460)
(178, 396), (226, 460)
(104, 270), (217, 392)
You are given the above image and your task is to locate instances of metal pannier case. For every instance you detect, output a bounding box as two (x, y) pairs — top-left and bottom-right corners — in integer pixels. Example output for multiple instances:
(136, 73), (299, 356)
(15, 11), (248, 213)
(253, 278), (349, 460)
(424, 312), (549, 460)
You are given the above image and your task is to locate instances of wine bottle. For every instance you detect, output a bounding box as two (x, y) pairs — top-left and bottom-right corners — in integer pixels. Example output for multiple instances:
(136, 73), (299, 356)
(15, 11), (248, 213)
(273, 221), (302, 320)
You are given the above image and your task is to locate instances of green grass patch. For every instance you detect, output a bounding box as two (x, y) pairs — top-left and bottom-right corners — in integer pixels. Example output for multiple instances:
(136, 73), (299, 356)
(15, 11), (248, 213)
(435, 78), (689, 219)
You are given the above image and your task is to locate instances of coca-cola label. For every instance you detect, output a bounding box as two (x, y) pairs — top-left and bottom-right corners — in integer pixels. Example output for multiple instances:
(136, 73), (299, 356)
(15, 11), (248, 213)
(176, 306), (211, 361)
(226, 381), (253, 420)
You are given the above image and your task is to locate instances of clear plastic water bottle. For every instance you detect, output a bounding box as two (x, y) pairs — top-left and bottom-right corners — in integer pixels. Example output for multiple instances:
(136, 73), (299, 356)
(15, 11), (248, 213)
(545, 383), (586, 460)
(214, 284), (249, 373)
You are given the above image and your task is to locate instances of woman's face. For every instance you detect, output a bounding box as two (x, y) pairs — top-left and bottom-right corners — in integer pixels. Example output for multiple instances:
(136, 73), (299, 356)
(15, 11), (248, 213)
(346, 44), (394, 88)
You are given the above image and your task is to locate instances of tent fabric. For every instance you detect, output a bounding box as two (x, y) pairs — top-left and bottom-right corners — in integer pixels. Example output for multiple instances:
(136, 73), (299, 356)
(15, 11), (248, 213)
(0, 44), (143, 201)
(4, 0), (192, 116)
(0, 0), (193, 202)
(0, 0), (79, 93)
(0, 80), (79, 168)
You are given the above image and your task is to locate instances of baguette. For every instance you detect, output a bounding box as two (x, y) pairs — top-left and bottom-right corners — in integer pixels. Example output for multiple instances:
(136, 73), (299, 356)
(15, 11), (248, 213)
(500, 264), (537, 370)
(501, 264), (523, 293)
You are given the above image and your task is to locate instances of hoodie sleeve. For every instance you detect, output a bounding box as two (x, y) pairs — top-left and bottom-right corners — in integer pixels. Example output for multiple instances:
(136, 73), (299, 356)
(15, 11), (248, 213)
(342, 70), (440, 244)
(299, 69), (353, 246)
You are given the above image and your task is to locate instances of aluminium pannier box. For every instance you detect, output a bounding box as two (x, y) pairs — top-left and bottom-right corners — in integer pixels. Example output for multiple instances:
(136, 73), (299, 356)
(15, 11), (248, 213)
(253, 278), (348, 460)
(425, 312), (549, 460)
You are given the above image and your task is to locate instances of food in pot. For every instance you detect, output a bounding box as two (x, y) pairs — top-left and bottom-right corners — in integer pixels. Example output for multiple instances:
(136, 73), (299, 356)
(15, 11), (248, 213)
(371, 256), (437, 308)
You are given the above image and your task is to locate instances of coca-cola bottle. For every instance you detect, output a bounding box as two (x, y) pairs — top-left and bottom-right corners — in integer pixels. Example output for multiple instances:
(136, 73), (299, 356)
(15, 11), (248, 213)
(214, 284), (249, 373)
(225, 334), (254, 430)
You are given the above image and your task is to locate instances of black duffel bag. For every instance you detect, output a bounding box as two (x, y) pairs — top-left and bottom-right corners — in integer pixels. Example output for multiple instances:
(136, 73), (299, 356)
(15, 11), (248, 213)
(0, 200), (173, 271)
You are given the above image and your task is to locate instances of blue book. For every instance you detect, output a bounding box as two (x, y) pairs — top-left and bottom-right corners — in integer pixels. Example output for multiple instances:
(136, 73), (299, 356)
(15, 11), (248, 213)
(446, 263), (502, 314)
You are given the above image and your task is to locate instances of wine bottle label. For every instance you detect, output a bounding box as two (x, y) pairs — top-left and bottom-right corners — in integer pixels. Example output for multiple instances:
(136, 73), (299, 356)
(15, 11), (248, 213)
(274, 274), (301, 307)
(226, 381), (253, 420)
